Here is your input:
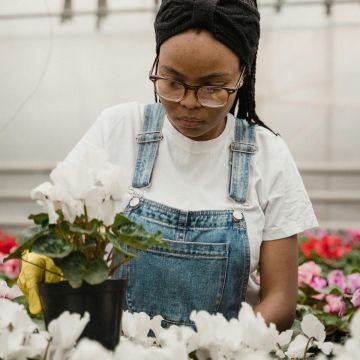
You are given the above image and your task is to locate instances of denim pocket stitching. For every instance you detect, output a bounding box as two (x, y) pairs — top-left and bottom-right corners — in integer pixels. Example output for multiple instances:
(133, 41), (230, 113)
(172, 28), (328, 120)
(215, 250), (229, 313)
(126, 244), (229, 322)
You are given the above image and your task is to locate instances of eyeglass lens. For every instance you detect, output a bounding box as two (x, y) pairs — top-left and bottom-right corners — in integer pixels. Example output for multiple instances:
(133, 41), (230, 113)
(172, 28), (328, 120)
(155, 79), (229, 107)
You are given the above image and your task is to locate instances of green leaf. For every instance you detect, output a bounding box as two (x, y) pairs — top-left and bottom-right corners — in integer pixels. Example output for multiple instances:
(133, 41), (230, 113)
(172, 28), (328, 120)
(112, 213), (131, 230)
(83, 258), (108, 285)
(69, 224), (98, 236)
(28, 213), (49, 226)
(32, 234), (73, 258)
(114, 222), (166, 251)
(17, 225), (43, 245)
(55, 252), (87, 288)
(4, 227), (49, 261)
(297, 288), (307, 304)
(106, 232), (136, 259)
(327, 286), (344, 296)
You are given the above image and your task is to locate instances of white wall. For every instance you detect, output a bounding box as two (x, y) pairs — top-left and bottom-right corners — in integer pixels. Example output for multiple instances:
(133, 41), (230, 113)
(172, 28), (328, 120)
(0, 0), (360, 230)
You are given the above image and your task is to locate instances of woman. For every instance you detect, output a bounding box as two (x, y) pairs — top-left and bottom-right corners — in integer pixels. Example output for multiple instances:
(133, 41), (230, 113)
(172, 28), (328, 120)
(19, 0), (318, 331)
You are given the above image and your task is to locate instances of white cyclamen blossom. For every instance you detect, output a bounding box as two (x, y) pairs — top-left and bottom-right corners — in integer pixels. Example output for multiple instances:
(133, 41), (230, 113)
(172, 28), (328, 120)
(285, 314), (333, 358)
(334, 310), (360, 360)
(2, 297), (359, 360)
(0, 299), (48, 359)
(69, 338), (113, 360)
(47, 311), (90, 360)
(188, 303), (279, 359)
(0, 280), (23, 300)
(30, 181), (59, 224)
(31, 149), (127, 224)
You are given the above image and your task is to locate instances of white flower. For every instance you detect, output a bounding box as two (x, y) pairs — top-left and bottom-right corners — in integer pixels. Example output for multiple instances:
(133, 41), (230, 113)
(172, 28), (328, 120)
(285, 314), (333, 358)
(188, 303), (279, 358)
(275, 329), (293, 358)
(0, 299), (47, 359)
(30, 181), (59, 223)
(350, 309), (360, 342)
(53, 183), (84, 222)
(285, 334), (309, 358)
(155, 322), (197, 354)
(121, 311), (156, 347)
(31, 148), (127, 225)
(84, 187), (116, 226)
(334, 310), (360, 360)
(0, 298), (36, 333)
(155, 325), (195, 360)
(236, 303), (279, 353)
(0, 280), (23, 300)
(47, 311), (90, 360)
(97, 162), (127, 201)
(190, 311), (235, 351)
(115, 333), (189, 360)
(0, 332), (48, 360)
(70, 338), (113, 360)
(115, 337), (154, 359)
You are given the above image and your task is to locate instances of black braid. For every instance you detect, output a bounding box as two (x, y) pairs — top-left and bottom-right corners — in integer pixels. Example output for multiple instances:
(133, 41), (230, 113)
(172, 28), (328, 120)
(230, 52), (279, 136)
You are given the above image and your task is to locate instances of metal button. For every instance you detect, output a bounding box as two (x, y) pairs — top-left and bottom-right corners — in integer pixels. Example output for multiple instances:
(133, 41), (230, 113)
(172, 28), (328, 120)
(233, 210), (243, 222)
(129, 197), (140, 208)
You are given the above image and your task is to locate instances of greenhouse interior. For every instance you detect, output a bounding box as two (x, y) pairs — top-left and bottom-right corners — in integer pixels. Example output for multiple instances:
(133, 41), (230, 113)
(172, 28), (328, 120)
(0, 0), (359, 359)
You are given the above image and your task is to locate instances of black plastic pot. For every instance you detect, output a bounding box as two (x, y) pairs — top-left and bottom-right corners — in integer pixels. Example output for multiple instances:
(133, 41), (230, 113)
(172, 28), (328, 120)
(38, 278), (127, 350)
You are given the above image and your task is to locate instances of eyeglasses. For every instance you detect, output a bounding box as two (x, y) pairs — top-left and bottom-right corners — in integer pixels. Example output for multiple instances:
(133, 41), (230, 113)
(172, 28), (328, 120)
(149, 57), (246, 108)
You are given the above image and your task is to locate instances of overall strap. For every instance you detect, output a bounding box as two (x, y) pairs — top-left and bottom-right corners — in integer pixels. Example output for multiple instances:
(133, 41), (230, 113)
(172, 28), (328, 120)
(228, 118), (257, 203)
(132, 103), (165, 188)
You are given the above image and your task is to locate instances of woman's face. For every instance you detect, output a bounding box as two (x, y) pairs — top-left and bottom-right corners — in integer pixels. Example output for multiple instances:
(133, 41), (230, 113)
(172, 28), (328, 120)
(157, 29), (242, 141)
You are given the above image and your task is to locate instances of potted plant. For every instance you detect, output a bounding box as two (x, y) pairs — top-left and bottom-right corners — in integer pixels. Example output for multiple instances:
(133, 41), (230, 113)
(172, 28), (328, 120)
(5, 149), (166, 350)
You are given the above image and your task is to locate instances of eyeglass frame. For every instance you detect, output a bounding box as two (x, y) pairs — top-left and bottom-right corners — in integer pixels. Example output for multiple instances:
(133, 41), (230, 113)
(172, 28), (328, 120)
(148, 56), (246, 108)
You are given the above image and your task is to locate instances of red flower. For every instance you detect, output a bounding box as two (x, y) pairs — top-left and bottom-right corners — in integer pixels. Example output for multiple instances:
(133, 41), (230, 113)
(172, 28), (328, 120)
(0, 229), (18, 255)
(300, 237), (317, 258)
(300, 234), (351, 260)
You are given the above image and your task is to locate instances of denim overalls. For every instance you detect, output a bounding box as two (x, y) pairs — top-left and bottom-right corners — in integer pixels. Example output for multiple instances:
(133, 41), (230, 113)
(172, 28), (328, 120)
(114, 103), (257, 327)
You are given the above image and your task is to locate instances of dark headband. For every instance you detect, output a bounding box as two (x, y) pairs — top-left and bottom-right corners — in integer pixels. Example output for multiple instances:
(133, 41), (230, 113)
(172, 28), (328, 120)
(154, 0), (260, 72)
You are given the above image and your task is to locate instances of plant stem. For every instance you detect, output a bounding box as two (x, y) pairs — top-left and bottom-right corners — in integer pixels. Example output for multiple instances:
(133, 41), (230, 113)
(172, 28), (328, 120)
(83, 204), (89, 227)
(108, 257), (130, 276)
(42, 337), (52, 360)
(106, 248), (114, 262)
(303, 337), (315, 360)
(21, 258), (63, 278)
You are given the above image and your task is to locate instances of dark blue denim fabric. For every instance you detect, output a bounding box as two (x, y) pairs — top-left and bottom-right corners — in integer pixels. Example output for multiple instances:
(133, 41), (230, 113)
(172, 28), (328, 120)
(113, 103), (257, 327)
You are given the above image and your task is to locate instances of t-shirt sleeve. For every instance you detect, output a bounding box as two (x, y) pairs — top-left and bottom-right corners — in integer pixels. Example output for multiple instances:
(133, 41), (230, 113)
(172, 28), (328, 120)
(63, 112), (106, 165)
(262, 136), (318, 240)
(62, 102), (142, 166)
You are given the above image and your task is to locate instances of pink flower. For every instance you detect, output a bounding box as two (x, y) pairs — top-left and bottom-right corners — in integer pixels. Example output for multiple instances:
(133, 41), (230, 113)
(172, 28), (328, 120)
(346, 229), (360, 245)
(311, 293), (326, 301)
(347, 273), (360, 293)
(309, 276), (327, 290)
(351, 289), (360, 308)
(0, 253), (20, 279)
(298, 261), (322, 286)
(323, 295), (346, 317)
(327, 270), (347, 292)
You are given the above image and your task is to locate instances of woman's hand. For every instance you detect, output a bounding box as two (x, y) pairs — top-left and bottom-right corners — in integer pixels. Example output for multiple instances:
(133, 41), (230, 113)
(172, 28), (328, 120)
(254, 234), (298, 331)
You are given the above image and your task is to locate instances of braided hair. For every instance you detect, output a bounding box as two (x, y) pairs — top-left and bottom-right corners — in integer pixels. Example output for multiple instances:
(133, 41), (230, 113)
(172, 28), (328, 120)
(154, 0), (278, 135)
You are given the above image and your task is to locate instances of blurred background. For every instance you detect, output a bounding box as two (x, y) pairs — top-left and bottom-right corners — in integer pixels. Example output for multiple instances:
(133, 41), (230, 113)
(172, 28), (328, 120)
(0, 0), (359, 235)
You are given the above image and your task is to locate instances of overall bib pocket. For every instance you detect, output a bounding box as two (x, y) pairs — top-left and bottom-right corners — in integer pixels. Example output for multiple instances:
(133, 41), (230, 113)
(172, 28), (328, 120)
(126, 239), (229, 326)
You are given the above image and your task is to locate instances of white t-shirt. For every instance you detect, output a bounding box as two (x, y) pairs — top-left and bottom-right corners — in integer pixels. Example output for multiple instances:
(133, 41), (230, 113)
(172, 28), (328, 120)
(64, 101), (318, 306)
